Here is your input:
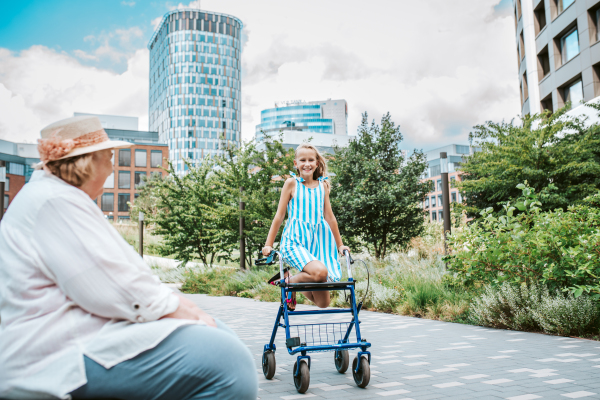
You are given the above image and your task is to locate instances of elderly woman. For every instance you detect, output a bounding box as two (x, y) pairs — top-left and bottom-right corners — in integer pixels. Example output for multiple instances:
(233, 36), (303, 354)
(0, 116), (258, 399)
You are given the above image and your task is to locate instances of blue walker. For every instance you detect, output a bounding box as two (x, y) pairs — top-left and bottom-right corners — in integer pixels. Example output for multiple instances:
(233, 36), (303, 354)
(255, 250), (372, 393)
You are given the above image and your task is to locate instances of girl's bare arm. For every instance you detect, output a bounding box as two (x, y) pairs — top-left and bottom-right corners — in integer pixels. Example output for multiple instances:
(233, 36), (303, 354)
(323, 187), (350, 253)
(262, 178), (295, 255)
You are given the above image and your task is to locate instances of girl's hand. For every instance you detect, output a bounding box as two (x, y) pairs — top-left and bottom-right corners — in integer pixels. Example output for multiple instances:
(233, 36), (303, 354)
(262, 245), (273, 256)
(338, 245), (350, 255)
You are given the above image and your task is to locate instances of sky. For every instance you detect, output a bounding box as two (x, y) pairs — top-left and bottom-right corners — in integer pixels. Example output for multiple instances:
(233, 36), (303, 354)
(0, 0), (519, 153)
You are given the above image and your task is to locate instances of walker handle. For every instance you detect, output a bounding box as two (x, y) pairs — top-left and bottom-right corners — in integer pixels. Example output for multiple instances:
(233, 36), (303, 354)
(343, 250), (354, 280)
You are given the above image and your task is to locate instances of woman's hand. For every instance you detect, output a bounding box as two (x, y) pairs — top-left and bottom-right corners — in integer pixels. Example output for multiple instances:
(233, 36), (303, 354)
(338, 245), (351, 255)
(161, 293), (217, 327)
(262, 245), (273, 256)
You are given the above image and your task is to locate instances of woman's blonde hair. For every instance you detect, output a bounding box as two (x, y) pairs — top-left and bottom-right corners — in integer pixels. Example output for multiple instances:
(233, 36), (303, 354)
(44, 152), (98, 187)
(295, 143), (330, 189)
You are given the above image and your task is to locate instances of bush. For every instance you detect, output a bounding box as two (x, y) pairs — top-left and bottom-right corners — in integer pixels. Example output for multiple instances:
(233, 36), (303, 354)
(470, 282), (600, 335)
(531, 292), (600, 336)
(469, 283), (544, 330)
(446, 184), (600, 299)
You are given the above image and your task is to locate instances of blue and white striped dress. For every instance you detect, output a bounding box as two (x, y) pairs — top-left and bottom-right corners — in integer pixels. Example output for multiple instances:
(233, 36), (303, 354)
(280, 173), (342, 282)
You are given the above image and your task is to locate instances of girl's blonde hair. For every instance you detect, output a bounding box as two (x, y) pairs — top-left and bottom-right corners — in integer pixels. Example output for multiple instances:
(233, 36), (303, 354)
(295, 143), (330, 189)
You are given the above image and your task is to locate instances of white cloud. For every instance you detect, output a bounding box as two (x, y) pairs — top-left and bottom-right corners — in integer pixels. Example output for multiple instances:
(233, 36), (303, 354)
(197, 0), (521, 149)
(0, 46), (149, 143)
(1, 0), (521, 152)
(121, 1), (136, 6)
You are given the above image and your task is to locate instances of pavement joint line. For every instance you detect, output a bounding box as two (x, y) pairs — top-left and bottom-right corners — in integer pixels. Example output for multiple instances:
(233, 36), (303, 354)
(181, 293), (600, 399)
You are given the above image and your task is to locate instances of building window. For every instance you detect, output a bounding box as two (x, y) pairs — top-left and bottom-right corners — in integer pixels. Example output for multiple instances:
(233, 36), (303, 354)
(4, 176), (9, 191)
(118, 194), (130, 212)
(537, 46), (550, 81)
(430, 165), (441, 177)
(565, 80), (584, 108)
(101, 193), (114, 212)
(522, 72), (529, 101)
(151, 150), (163, 168)
(437, 180), (442, 192)
(519, 32), (525, 61)
(561, 27), (579, 65)
(431, 211), (437, 221)
(450, 176), (456, 188)
(8, 163), (24, 176)
(103, 172), (114, 189)
(135, 171), (147, 188)
(135, 150), (147, 167)
(151, 171), (163, 179)
(119, 149), (131, 167)
(431, 196), (436, 208)
(451, 192), (457, 203)
(541, 94), (553, 112)
(439, 211), (443, 221)
(534, 1), (546, 35)
(438, 195), (443, 207)
(118, 171), (131, 189)
(558, 0), (574, 13)
(456, 145), (470, 154)
(424, 198), (429, 208)
(3, 195), (9, 208)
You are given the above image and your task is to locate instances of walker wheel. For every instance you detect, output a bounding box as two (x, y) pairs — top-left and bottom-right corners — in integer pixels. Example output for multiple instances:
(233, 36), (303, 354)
(262, 351), (276, 380)
(293, 360), (310, 393)
(352, 355), (370, 388)
(334, 349), (349, 373)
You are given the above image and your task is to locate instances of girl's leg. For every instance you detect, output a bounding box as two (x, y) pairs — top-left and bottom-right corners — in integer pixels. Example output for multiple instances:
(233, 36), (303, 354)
(290, 260), (330, 308)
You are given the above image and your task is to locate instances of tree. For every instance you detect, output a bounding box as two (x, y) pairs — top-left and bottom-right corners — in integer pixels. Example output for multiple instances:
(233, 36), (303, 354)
(214, 135), (295, 267)
(329, 113), (429, 259)
(141, 158), (223, 267)
(459, 106), (600, 216)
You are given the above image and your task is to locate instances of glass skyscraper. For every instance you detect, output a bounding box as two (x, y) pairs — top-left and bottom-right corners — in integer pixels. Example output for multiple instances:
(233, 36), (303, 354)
(148, 8), (243, 173)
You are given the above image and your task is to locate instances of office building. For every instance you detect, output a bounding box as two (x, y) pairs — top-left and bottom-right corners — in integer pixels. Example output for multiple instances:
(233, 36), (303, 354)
(148, 8), (243, 174)
(255, 99), (352, 154)
(421, 144), (480, 222)
(515, 0), (600, 120)
(0, 140), (40, 213)
(74, 112), (139, 130)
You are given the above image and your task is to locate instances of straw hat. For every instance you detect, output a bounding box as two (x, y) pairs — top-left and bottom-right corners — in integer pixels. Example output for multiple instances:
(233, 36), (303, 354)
(38, 116), (132, 163)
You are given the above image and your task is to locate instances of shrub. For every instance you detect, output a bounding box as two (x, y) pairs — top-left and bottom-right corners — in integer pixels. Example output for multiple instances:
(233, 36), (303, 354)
(446, 184), (600, 299)
(531, 292), (600, 336)
(469, 283), (544, 330)
(470, 282), (600, 335)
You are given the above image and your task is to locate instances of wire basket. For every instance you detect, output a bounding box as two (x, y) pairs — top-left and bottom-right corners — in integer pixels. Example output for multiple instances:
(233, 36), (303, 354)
(289, 322), (352, 349)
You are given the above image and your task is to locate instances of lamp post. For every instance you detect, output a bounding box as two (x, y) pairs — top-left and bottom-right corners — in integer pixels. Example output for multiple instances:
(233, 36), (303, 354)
(239, 186), (246, 270)
(138, 212), (144, 257)
(440, 152), (451, 260)
(0, 161), (5, 222)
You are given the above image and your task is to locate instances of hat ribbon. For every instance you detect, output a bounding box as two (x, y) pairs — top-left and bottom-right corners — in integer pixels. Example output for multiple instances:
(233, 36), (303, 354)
(38, 129), (109, 162)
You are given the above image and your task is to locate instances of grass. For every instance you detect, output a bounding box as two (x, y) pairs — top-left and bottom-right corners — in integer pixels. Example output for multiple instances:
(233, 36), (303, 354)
(178, 222), (473, 323)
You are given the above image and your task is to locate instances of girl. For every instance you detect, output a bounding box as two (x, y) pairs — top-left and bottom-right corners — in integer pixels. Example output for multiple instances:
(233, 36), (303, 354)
(262, 143), (350, 311)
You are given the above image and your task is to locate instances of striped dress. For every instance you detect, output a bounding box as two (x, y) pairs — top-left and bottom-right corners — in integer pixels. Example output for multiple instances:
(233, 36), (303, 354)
(280, 173), (342, 282)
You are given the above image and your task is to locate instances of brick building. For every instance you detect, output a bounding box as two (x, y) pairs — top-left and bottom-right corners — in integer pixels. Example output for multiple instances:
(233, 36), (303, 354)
(96, 130), (168, 221)
(0, 116), (168, 220)
(0, 140), (40, 213)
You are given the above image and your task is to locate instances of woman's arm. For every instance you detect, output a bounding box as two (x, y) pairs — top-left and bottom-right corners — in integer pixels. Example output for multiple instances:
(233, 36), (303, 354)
(262, 178), (295, 256)
(323, 187), (350, 254)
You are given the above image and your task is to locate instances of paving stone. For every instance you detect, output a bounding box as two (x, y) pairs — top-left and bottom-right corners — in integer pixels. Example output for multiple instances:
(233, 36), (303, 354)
(182, 293), (600, 399)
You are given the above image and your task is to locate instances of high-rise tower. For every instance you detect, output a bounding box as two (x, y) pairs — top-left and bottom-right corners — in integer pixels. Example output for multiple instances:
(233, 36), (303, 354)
(148, 8), (243, 173)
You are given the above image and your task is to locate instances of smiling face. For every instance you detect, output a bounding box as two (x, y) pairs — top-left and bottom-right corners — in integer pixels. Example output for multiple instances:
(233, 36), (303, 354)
(294, 147), (319, 181)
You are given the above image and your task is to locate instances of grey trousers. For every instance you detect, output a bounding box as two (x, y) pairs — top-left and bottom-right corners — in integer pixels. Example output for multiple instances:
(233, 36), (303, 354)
(70, 320), (258, 400)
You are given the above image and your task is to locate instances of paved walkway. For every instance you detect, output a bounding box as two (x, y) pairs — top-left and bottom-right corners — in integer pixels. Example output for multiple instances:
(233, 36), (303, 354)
(183, 293), (600, 400)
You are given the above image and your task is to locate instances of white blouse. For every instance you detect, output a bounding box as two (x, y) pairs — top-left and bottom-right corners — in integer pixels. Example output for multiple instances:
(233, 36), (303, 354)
(0, 171), (202, 399)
